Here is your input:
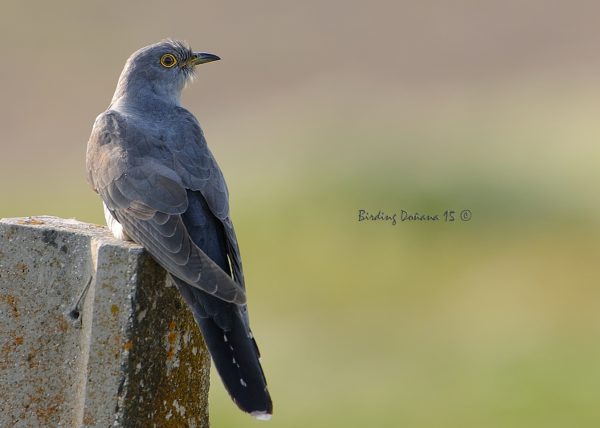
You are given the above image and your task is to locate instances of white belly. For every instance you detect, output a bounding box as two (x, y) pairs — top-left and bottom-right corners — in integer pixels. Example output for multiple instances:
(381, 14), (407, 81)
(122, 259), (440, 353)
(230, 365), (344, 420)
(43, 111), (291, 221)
(103, 203), (132, 241)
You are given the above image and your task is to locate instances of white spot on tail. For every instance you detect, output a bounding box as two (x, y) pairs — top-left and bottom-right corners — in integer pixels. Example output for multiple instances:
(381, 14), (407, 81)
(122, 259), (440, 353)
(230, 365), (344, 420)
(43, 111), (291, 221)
(240, 378), (247, 387)
(223, 334), (228, 342)
(251, 411), (272, 421)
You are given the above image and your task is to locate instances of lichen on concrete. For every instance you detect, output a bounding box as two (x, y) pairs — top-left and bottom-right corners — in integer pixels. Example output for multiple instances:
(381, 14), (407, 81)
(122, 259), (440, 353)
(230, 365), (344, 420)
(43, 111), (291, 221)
(114, 255), (210, 428)
(0, 216), (210, 427)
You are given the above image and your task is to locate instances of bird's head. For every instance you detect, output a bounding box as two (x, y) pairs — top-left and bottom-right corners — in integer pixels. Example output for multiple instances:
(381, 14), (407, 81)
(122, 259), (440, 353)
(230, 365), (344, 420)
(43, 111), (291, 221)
(112, 39), (220, 106)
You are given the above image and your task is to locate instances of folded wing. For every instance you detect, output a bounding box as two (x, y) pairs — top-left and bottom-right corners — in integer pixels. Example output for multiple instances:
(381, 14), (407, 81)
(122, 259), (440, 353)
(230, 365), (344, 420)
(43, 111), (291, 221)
(86, 110), (246, 305)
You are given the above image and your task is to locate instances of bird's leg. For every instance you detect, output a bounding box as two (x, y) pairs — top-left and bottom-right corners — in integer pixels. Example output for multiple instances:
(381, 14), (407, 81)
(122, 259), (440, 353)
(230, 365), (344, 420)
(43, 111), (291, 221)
(66, 275), (94, 326)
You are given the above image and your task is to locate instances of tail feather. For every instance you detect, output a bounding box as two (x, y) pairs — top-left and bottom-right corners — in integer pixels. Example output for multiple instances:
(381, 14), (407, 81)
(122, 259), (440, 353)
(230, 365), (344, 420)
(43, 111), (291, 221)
(173, 276), (273, 416)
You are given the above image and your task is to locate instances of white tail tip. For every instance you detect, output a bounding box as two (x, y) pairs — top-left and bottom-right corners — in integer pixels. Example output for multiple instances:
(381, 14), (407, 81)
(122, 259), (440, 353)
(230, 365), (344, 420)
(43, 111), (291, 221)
(251, 411), (272, 421)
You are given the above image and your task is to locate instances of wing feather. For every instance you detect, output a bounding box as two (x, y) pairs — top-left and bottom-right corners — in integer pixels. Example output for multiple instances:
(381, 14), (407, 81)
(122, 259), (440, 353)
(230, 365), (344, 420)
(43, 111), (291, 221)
(87, 110), (246, 304)
(171, 108), (247, 289)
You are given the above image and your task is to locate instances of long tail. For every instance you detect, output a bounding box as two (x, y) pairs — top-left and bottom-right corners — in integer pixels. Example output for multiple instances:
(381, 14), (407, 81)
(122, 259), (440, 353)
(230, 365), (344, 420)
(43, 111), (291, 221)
(172, 276), (273, 418)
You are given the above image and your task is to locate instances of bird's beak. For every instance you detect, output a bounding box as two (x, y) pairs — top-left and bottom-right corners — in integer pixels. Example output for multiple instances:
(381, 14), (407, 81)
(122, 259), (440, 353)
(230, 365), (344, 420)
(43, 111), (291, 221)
(189, 52), (221, 66)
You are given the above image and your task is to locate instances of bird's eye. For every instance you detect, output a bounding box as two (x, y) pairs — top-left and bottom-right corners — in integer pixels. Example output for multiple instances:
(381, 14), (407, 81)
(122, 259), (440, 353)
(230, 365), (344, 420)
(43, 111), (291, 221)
(160, 53), (177, 68)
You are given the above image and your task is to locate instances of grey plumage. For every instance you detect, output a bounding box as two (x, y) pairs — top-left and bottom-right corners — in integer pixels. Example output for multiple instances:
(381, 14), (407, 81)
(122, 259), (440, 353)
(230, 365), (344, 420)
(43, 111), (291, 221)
(86, 40), (272, 418)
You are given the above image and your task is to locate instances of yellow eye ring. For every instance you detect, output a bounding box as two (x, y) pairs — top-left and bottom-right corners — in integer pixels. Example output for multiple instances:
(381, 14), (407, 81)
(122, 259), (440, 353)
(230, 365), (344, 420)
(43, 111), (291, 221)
(160, 53), (177, 68)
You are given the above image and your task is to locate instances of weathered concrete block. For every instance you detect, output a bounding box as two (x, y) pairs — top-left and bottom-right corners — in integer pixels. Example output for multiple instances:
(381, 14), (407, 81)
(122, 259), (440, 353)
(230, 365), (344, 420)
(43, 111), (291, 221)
(0, 216), (210, 427)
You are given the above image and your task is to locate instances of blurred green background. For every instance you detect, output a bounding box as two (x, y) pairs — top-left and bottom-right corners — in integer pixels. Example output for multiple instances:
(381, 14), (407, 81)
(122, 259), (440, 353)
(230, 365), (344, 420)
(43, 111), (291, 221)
(2, 1), (600, 427)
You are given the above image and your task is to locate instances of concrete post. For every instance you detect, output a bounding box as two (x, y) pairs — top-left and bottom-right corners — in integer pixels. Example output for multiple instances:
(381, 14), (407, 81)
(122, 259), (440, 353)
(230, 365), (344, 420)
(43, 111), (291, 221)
(0, 216), (210, 427)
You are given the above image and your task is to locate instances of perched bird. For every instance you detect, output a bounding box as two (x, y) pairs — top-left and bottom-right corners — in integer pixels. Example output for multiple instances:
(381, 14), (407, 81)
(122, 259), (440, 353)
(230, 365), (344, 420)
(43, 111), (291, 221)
(86, 39), (272, 419)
